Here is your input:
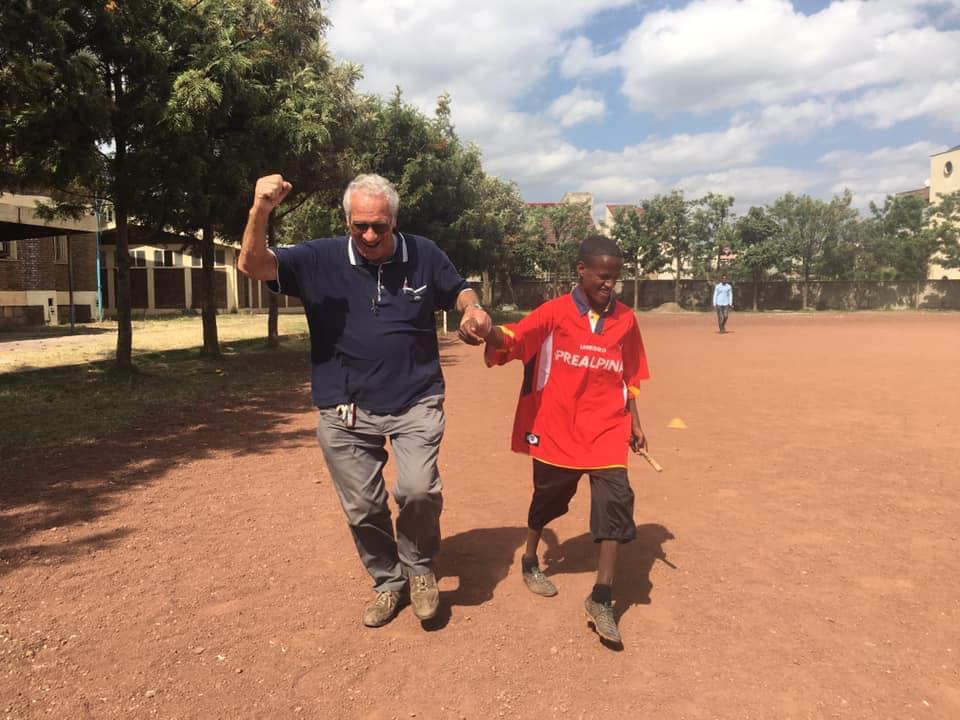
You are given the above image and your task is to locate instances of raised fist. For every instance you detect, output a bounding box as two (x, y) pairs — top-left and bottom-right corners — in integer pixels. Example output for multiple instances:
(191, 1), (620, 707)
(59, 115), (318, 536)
(252, 174), (293, 214)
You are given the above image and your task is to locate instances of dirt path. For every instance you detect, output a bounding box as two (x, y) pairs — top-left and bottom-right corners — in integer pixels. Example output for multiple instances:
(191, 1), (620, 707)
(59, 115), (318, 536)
(2, 312), (959, 719)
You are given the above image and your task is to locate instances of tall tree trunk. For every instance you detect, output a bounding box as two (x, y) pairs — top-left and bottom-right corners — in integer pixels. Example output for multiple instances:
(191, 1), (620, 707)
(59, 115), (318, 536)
(267, 213), (279, 348)
(481, 269), (493, 306)
(674, 255), (681, 305)
(752, 276), (759, 311)
(114, 204), (133, 369)
(633, 252), (640, 311)
(802, 265), (809, 310)
(200, 223), (220, 357)
(112, 72), (133, 369)
(504, 272), (516, 305)
(66, 235), (75, 331)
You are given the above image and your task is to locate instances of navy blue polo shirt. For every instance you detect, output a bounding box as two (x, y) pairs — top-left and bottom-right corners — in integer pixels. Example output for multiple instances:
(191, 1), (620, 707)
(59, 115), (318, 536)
(269, 232), (468, 413)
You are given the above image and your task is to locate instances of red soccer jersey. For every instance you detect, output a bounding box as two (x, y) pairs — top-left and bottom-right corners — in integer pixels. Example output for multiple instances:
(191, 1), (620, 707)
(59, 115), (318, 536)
(486, 288), (650, 469)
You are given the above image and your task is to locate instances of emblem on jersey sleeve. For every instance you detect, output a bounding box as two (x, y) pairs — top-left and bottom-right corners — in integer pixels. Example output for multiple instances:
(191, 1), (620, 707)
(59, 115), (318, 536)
(525, 432), (540, 447)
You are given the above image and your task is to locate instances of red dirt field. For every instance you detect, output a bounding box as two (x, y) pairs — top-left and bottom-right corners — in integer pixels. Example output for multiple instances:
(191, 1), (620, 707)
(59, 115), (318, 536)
(2, 311), (959, 719)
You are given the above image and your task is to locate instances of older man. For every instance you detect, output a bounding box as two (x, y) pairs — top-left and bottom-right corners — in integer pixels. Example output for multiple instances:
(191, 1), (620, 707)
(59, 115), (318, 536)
(239, 173), (491, 628)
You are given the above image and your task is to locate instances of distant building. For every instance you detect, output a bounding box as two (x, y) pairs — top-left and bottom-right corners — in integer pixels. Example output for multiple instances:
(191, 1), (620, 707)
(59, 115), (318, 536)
(926, 144), (960, 280)
(1, 192), (282, 329)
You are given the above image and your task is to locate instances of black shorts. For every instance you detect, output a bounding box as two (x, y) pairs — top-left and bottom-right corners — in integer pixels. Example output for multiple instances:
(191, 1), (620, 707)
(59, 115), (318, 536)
(528, 460), (636, 543)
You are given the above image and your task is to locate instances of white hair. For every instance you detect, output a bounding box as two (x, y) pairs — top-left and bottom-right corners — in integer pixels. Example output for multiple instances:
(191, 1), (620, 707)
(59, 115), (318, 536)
(342, 174), (400, 222)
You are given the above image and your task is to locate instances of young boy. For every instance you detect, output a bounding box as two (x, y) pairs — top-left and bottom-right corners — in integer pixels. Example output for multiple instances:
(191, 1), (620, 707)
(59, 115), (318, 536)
(483, 235), (650, 646)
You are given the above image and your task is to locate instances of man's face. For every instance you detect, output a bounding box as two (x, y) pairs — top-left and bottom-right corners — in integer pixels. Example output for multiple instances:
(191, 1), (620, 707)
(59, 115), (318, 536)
(577, 254), (623, 312)
(348, 191), (395, 264)
(721, 275), (728, 283)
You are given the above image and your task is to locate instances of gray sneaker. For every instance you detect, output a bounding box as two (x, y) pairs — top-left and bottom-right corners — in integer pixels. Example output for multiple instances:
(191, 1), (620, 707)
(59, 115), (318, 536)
(584, 595), (622, 645)
(522, 564), (558, 597)
(409, 571), (439, 620)
(362, 590), (403, 628)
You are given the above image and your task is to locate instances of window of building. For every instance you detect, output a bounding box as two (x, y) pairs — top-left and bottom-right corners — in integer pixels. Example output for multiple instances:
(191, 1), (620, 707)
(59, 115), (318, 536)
(131, 249), (147, 267)
(215, 249), (225, 266)
(0, 240), (17, 260)
(53, 236), (67, 262)
(154, 249), (182, 267)
(945, 161), (954, 178)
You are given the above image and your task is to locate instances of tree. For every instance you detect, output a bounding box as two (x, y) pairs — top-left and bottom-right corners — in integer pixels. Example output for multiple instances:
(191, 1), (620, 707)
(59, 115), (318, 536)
(524, 201), (594, 297)
(690, 192), (735, 278)
(641, 191), (693, 305)
(609, 204), (669, 310)
(768, 190), (858, 309)
(146, 0), (353, 355)
(731, 206), (783, 310)
(863, 193), (934, 281)
(1, 0), (190, 368)
(451, 174), (525, 305)
(924, 190), (960, 274)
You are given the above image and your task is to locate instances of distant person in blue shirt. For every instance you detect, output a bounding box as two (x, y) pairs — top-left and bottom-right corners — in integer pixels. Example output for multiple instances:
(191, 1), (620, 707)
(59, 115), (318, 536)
(713, 274), (733, 333)
(238, 173), (492, 629)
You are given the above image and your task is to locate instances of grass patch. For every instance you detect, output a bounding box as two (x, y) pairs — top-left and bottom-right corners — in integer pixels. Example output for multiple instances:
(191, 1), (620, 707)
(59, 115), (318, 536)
(0, 334), (310, 456)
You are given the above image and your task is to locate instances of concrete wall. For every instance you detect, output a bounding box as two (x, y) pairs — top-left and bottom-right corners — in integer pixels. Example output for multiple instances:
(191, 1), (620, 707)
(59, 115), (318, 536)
(480, 279), (960, 311)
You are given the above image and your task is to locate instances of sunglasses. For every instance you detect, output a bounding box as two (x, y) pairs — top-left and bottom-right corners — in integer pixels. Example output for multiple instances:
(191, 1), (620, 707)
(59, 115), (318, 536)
(351, 221), (392, 235)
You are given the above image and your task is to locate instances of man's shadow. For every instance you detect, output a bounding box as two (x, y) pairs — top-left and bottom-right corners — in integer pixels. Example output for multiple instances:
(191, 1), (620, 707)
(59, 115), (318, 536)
(425, 526), (529, 630)
(541, 523), (675, 622)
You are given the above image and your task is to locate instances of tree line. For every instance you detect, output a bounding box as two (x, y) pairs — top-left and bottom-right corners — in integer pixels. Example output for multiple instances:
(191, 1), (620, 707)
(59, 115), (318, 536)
(610, 188), (960, 310)
(2, 1), (959, 373)
(0, 0), (526, 366)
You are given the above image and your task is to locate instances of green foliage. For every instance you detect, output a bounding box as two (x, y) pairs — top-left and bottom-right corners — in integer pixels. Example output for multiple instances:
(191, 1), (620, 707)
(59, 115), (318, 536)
(927, 190), (960, 272)
(862, 193), (934, 281)
(690, 192), (735, 278)
(731, 206), (783, 281)
(767, 190), (860, 306)
(523, 201), (594, 295)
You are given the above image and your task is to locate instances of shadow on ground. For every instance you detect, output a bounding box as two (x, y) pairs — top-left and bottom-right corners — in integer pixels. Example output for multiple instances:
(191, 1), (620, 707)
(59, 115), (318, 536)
(541, 524), (675, 621)
(0, 325), (114, 344)
(0, 351), (316, 577)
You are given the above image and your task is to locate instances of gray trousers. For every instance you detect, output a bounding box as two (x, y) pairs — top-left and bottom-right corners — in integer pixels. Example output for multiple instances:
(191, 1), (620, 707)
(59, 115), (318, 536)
(316, 395), (445, 592)
(716, 305), (730, 331)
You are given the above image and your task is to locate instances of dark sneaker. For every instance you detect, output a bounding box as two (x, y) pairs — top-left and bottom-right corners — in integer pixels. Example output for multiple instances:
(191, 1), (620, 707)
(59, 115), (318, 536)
(584, 595), (622, 645)
(362, 590), (403, 628)
(409, 571), (439, 620)
(522, 564), (558, 597)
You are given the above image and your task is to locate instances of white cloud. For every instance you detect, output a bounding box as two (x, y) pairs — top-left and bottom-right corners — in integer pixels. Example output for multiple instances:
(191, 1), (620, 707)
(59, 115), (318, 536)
(324, 1), (957, 213)
(844, 81), (960, 132)
(560, 36), (621, 77)
(326, 0), (631, 110)
(547, 87), (607, 127)
(818, 141), (941, 209)
(609, 0), (960, 114)
(676, 166), (821, 210)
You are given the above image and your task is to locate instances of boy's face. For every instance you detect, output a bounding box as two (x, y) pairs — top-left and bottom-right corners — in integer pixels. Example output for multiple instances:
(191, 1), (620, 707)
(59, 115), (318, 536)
(577, 254), (623, 311)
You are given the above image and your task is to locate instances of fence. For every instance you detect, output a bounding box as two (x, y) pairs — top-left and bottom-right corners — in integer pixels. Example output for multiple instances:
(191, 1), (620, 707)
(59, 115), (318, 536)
(475, 279), (960, 311)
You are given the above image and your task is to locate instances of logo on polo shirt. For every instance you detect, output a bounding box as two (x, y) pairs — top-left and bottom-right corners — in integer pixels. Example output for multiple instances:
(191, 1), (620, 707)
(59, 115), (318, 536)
(525, 432), (540, 446)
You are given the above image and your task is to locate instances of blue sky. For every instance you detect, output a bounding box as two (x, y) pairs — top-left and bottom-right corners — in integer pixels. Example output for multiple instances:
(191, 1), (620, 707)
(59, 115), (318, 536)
(326, 0), (960, 213)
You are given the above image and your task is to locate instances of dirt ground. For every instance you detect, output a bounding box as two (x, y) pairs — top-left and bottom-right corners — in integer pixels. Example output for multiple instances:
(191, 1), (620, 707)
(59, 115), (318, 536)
(2, 311), (959, 719)
(0, 315), (308, 373)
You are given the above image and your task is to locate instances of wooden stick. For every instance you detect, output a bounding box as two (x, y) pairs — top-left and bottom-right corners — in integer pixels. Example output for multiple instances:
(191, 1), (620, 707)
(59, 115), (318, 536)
(638, 448), (663, 472)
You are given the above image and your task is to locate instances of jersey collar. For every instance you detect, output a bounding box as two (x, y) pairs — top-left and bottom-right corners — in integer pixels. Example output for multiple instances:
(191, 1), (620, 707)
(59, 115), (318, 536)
(347, 232), (408, 266)
(571, 285), (615, 317)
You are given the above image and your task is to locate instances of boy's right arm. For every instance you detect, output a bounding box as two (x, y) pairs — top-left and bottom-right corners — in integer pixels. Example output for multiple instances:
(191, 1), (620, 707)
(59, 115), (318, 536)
(238, 174), (293, 281)
(482, 304), (554, 367)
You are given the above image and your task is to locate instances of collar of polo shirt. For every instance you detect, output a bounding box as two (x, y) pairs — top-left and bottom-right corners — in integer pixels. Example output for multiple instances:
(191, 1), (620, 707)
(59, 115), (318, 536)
(347, 232), (409, 266)
(571, 285), (614, 316)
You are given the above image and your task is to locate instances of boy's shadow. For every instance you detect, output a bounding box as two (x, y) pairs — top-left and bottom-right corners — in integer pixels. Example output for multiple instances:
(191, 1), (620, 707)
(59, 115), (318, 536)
(541, 523), (675, 622)
(426, 526), (528, 630)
